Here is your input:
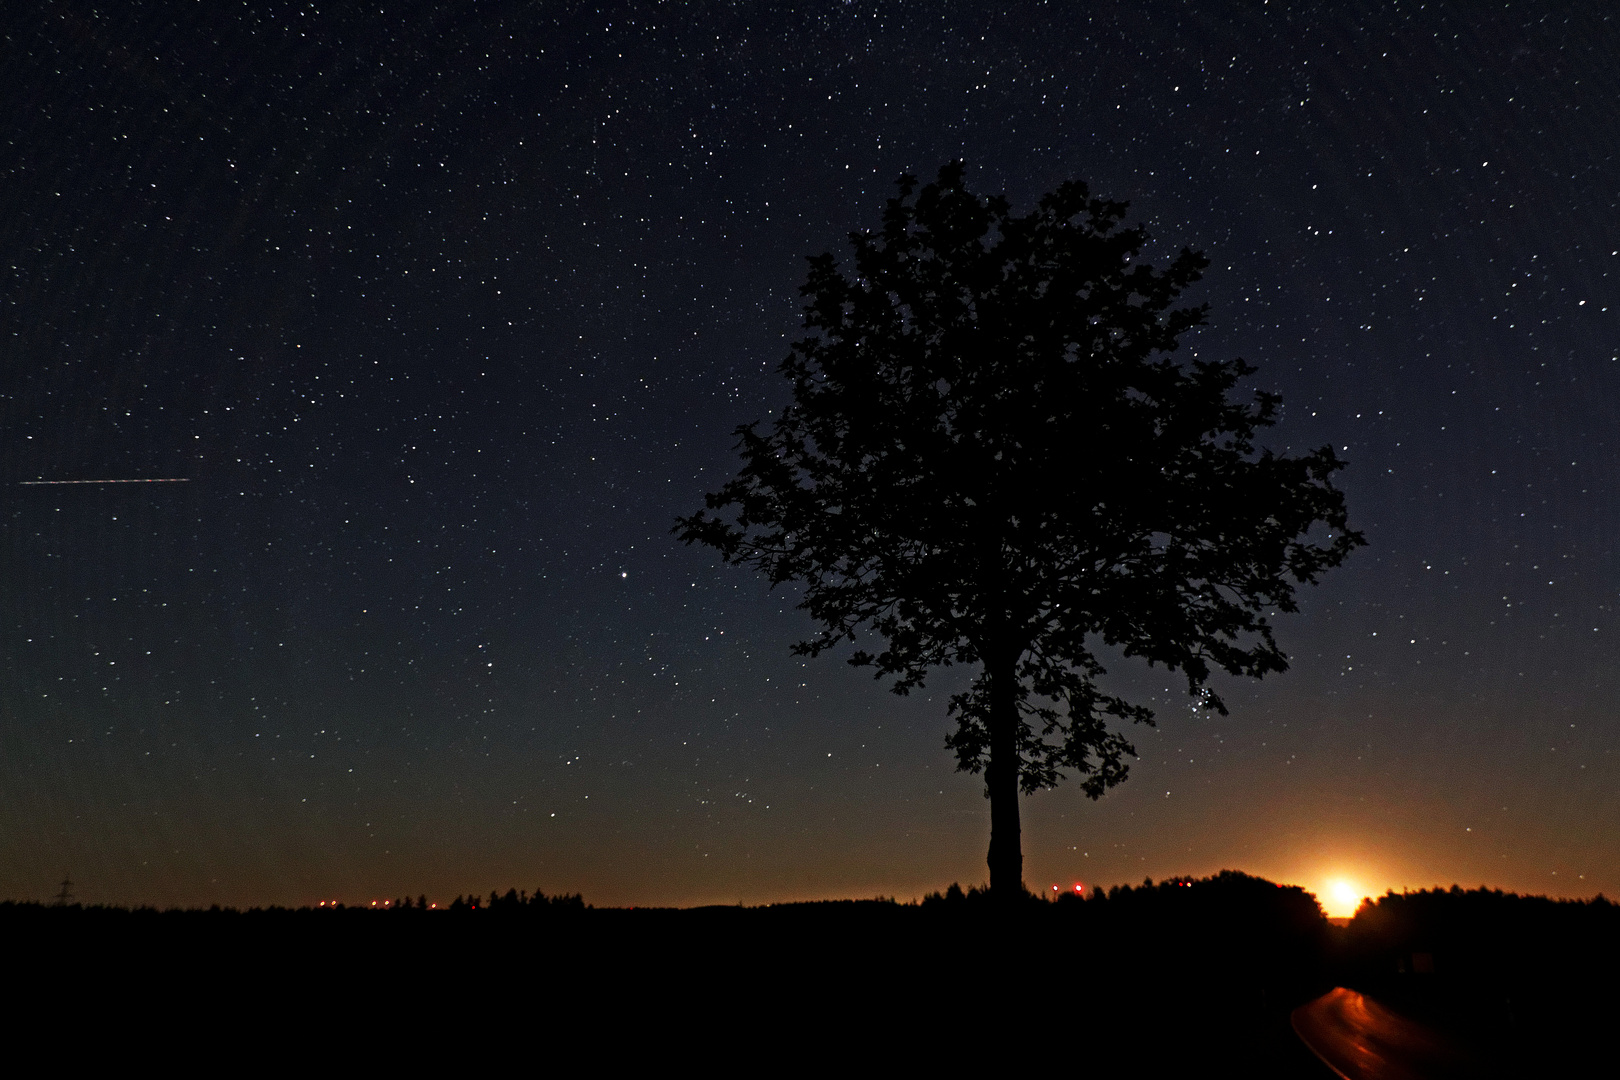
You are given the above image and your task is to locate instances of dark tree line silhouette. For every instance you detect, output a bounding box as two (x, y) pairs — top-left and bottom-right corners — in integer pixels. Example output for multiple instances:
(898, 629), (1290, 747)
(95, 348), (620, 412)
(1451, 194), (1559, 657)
(443, 889), (585, 913)
(7, 875), (1615, 1070)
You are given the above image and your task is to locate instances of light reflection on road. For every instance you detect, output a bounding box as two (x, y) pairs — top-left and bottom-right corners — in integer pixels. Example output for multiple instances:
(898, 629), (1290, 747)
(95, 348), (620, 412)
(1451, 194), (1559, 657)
(1292, 987), (1475, 1080)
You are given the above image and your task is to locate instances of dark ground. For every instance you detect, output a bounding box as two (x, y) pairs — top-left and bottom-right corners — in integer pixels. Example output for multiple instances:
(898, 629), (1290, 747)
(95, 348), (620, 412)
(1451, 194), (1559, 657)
(7, 872), (1614, 1074)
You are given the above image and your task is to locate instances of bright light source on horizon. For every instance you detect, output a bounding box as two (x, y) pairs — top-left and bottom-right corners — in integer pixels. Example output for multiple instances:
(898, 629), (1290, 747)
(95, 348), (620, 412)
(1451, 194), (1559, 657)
(1324, 879), (1364, 918)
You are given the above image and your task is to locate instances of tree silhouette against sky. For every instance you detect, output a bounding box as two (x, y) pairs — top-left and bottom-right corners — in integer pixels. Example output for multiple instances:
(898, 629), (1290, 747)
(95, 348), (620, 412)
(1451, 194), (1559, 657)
(678, 163), (1361, 900)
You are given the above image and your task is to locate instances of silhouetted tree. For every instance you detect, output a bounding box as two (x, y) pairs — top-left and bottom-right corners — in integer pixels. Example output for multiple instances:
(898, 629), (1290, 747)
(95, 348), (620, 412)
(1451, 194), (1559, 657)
(677, 163), (1361, 900)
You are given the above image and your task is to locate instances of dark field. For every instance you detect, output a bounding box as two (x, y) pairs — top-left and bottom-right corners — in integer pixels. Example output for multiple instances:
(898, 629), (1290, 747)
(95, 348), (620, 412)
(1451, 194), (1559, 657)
(8, 872), (1615, 1074)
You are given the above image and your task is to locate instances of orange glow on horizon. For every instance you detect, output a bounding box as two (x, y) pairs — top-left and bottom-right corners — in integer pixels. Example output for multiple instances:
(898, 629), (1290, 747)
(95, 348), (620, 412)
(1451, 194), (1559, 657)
(1323, 878), (1366, 919)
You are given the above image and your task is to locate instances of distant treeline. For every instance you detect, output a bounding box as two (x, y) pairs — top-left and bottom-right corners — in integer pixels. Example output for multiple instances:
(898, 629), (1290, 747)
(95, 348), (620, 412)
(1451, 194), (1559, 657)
(8, 872), (1616, 1071)
(0, 887), (589, 916)
(1348, 881), (1619, 965)
(7, 872), (1618, 932)
(376, 888), (588, 913)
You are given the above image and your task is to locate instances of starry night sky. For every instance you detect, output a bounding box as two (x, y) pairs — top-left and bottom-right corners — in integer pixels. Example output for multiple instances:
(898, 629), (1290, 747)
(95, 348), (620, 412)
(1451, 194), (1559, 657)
(4, 1), (1619, 909)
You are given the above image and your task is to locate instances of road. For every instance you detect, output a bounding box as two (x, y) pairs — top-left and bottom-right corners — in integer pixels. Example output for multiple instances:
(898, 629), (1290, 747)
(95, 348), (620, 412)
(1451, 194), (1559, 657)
(1292, 987), (1478, 1079)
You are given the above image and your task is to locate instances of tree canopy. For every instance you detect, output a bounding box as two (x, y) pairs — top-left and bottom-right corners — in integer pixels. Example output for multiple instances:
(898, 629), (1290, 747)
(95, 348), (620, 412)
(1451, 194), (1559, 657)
(677, 162), (1362, 897)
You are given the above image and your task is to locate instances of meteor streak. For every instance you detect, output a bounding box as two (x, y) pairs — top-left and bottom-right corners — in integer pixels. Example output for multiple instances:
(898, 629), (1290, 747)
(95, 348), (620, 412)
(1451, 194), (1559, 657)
(18, 478), (190, 485)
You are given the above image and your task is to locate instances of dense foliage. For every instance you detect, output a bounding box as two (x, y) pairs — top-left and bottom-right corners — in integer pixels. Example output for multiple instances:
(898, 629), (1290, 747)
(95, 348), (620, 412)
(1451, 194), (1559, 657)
(679, 163), (1361, 892)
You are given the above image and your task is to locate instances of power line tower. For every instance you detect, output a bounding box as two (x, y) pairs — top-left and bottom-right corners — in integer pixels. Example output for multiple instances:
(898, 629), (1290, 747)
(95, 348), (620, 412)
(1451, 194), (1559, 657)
(53, 872), (74, 906)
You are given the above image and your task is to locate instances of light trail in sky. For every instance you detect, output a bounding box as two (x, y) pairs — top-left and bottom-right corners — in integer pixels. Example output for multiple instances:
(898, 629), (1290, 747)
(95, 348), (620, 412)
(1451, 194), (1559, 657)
(17, 478), (190, 485)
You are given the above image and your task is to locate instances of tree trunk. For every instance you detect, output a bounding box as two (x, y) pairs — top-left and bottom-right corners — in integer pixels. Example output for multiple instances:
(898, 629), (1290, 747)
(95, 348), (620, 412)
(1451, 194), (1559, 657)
(985, 650), (1022, 902)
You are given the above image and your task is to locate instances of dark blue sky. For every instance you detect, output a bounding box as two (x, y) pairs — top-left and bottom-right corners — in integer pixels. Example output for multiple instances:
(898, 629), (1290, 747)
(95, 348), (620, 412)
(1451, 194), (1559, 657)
(3, 1), (1618, 909)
